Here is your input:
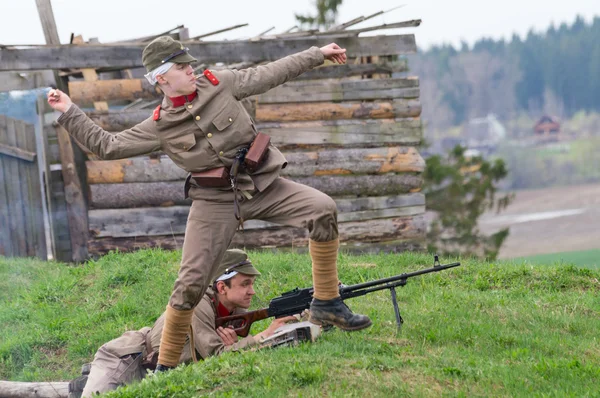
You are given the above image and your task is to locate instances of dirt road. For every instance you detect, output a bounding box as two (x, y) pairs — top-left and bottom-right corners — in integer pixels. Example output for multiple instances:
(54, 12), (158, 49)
(478, 183), (600, 258)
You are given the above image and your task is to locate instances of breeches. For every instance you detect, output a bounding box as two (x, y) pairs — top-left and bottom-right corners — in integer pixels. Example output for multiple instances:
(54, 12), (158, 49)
(169, 177), (338, 310)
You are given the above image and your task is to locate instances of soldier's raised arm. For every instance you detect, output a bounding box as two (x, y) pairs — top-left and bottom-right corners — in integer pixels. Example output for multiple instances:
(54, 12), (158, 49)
(47, 88), (161, 160)
(225, 43), (347, 100)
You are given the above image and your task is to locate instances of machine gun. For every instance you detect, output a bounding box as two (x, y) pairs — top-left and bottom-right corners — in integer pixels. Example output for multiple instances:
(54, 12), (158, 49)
(216, 256), (460, 337)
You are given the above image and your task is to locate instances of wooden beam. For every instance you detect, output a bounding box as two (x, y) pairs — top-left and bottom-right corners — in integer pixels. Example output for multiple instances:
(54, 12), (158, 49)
(0, 142), (36, 162)
(89, 195), (425, 238)
(88, 174), (422, 209)
(55, 125), (89, 262)
(261, 118), (422, 149)
(0, 35), (417, 71)
(72, 35), (108, 111)
(87, 99), (421, 130)
(69, 76), (418, 104)
(0, 70), (55, 92)
(34, 0), (67, 92)
(88, 214), (426, 254)
(85, 147), (425, 184)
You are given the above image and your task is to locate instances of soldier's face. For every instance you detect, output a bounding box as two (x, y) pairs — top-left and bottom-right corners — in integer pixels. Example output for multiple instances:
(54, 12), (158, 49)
(221, 274), (257, 309)
(159, 63), (196, 95)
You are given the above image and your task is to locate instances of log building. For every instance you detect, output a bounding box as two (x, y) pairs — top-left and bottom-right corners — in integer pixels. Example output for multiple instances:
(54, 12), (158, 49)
(0, 6), (426, 262)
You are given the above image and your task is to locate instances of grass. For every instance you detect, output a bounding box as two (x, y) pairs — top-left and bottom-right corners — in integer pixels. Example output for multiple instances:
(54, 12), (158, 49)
(515, 249), (600, 269)
(1, 249), (599, 397)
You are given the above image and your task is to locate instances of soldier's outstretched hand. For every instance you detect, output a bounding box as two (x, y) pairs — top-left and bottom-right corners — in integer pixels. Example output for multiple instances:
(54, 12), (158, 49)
(47, 88), (73, 113)
(320, 43), (347, 64)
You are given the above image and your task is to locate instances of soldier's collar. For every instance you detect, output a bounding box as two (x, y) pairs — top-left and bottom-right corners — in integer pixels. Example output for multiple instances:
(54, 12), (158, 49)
(168, 91), (198, 108)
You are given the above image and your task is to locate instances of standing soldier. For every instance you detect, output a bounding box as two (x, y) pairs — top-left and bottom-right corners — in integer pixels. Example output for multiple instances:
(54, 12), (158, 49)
(48, 36), (371, 373)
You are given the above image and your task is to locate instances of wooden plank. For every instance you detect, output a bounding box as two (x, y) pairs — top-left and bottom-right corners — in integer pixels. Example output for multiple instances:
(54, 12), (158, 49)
(0, 380), (68, 398)
(35, 0), (67, 92)
(0, 35), (417, 71)
(258, 78), (420, 103)
(22, 121), (47, 258)
(0, 142), (36, 162)
(69, 76), (419, 104)
(88, 214), (426, 255)
(49, 169), (72, 262)
(85, 147), (424, 184)
(88, 194), (425, 238)
(14, 121), (37, 257)
(72, 35), (109, 111)
(0, 70), (55, 92)
(263, 118), (423, 149)
(37, 95), (57, 260)
(0, 116), (12, 256)
(292, 60), (407, 80)
(255, 100), (421, 122)
(3, 117), (28, 256)
(88, 174), (422, 209)
(86, 99), (422, 130)
(55, 125), (89, 262)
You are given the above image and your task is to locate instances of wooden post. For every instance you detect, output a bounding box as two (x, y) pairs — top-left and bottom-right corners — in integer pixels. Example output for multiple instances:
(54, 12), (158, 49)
(36, 0), (89, 262)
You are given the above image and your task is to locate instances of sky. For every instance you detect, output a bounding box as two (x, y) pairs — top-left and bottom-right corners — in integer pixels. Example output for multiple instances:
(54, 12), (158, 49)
(0, 0), (598, 50)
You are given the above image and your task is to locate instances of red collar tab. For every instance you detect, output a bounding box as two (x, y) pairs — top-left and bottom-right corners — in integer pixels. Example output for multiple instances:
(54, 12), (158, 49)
(203, 69), (219, 86)
(168, 91), (198, 108)
(152, 105), (161, 121)
(217, 302), (232, 317)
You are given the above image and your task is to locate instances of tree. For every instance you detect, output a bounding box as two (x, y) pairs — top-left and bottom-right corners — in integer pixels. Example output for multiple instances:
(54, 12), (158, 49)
(423, 146), (513, 260)
(295, 0), (344, 30)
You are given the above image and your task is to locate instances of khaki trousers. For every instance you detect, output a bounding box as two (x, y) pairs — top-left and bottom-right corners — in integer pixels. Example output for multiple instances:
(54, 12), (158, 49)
(170, 177), (338, 310)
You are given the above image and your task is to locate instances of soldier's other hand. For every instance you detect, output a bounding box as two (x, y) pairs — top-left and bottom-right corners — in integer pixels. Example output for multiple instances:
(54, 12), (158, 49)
(320, 43), (347, 64)
(256, 315), (298, 341)
(47, 88), (73, 114)
(217, 326), (238, 346)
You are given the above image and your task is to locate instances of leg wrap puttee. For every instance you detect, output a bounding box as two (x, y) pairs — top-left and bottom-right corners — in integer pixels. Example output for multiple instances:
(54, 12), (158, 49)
(309, 238), (340, 301)
(157, 305), (193, 368)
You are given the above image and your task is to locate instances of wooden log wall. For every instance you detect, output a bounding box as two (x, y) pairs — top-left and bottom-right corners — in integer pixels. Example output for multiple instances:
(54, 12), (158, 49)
(56, 35), (426, 255)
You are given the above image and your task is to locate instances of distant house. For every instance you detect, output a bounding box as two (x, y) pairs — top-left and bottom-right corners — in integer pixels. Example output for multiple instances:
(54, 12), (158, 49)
(534, 115), (561, 135)
(464, 114), (507, 156)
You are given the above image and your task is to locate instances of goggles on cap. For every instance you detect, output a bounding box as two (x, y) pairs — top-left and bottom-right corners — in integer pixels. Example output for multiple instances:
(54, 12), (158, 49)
(161, 47), (190, 64)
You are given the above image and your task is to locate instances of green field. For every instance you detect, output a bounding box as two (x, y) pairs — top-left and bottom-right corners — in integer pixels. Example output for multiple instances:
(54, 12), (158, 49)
(515, 249), (600, 269)
(1, 249), (599, 397)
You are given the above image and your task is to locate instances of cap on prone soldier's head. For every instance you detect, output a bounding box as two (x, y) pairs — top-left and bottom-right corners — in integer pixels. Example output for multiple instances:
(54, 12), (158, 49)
(142, 36), (198, 73)
(214, 249), (261, 283)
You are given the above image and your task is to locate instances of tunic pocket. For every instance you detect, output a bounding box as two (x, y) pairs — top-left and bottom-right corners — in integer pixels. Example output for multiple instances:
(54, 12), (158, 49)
(212, 103), (240, 131)
(167, 133), (197, 153)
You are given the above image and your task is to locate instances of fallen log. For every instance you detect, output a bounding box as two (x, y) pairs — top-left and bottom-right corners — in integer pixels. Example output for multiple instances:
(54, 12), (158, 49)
(0, 381), (68, 398)
(88, 174), (422, 209)
(86, 99), (422, 130)
(86, 147), (425, 184)
(88, 194), (425, 238)
(88, 214), (426, 255)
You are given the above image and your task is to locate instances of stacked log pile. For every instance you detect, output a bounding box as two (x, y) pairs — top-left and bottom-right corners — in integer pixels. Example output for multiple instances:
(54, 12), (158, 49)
(79, 56), (426, 255)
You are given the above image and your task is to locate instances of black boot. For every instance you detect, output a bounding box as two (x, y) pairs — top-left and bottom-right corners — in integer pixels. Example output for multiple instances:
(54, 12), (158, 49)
(309, 297), (372, 331)
(155, 363), (175, 373)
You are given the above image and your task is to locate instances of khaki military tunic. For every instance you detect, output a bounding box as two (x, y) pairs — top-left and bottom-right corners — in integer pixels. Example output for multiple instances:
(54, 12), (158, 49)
(81, 288), (257, 397)
(58, 47), (339, 311)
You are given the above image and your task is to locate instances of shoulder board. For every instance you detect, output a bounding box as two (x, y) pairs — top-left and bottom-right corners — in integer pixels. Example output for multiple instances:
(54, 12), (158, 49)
(152, 105), (161, 121)
(203, 69), (220, 86)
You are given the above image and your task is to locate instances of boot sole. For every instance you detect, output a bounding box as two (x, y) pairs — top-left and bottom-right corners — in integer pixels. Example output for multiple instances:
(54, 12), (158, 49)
(309, 317), (372, 332)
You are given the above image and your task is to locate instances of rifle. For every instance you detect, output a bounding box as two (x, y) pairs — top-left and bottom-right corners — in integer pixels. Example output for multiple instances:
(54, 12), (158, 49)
(216, 256), (460, 337)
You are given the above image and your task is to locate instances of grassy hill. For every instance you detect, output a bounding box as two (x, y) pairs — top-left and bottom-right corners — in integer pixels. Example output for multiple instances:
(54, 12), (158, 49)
(1, 249), (599, 397)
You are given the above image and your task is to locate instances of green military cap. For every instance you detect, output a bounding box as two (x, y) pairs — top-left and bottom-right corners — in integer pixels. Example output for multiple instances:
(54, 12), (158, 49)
(214, 249), (261, 282)
(142, 36), (198, 73)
